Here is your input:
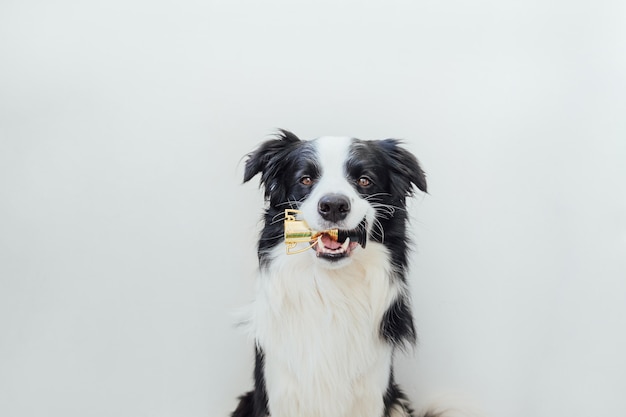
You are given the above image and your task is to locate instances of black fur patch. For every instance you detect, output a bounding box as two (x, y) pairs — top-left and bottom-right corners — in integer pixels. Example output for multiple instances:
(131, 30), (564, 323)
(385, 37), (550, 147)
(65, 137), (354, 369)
(231, 347), (268, 417)
(383, 372), (416, 417)
(347, 138), (426, 270)
(380, 296), (417, 348)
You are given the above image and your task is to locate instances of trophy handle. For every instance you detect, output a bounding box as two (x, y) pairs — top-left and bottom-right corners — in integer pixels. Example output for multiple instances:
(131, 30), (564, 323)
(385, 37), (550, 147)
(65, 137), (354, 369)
(286, 241), (315, 255)
(284, 208), (301, 222)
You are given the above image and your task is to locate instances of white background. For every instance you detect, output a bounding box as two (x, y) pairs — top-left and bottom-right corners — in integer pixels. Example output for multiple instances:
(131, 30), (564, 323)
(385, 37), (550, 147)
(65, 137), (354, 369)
(1, 1), (625, 416)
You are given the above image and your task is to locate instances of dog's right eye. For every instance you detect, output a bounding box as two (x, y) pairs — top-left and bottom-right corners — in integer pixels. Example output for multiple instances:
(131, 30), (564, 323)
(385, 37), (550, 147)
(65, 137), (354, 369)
(300, 176), (313, 186)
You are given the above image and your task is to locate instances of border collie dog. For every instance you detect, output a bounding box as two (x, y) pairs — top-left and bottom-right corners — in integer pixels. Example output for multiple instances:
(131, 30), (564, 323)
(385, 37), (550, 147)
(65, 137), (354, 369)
(233, 130), (429, 417)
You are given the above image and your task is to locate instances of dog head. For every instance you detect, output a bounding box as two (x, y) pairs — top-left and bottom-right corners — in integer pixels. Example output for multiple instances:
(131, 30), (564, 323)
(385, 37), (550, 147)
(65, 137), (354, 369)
(244, 130), (427, 267)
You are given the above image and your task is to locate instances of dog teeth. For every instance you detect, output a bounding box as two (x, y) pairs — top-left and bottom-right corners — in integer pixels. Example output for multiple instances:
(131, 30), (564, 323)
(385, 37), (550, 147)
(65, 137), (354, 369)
(315, 235), (352, 257)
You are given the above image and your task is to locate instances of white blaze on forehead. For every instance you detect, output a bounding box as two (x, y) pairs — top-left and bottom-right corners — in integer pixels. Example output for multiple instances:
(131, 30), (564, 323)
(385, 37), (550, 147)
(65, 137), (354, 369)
(314, 136), (352, 180)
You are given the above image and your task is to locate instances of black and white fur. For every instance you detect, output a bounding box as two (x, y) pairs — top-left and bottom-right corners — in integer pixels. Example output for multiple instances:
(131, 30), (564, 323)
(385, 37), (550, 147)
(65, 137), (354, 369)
(233, 130), (430, 417)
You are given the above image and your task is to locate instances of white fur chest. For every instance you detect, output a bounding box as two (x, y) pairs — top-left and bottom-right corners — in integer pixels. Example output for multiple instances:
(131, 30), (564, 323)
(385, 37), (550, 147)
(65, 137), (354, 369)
(251, 244), (401, 417)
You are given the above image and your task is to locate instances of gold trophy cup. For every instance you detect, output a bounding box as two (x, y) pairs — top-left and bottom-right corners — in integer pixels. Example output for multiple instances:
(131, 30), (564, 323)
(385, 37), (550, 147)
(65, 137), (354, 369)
(283, 209), (367, 255)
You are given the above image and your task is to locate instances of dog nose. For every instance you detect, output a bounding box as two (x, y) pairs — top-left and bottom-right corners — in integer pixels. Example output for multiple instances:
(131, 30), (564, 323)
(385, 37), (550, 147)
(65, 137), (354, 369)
(318, 194), (351, 222)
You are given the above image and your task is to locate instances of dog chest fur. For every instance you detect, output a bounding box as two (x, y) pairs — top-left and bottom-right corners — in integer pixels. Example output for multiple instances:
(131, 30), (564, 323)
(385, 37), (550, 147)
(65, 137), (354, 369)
(252, 244), (401, 417)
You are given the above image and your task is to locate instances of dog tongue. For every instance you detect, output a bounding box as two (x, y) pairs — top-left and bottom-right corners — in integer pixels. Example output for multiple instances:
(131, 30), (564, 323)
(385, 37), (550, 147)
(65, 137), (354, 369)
(321, 234), (342, 250)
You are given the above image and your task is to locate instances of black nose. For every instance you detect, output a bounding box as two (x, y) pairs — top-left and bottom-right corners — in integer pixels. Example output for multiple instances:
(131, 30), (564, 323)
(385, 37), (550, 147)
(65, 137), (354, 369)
(318, 194), (351, 222)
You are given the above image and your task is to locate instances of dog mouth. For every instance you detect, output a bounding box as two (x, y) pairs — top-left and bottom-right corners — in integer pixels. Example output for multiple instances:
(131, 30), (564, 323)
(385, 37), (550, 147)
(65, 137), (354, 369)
(313, 234), (359, 260)
(312, 220), (368, 261)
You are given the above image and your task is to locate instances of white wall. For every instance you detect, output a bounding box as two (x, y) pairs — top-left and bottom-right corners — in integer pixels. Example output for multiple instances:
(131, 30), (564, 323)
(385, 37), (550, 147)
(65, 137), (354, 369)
(1, 1), (625, 416)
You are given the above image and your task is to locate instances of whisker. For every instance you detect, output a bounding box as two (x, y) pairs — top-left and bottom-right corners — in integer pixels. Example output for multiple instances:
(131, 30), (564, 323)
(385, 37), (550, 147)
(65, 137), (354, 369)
(370, 202), (406, 213)
(270, 213), (286, 225)
(372, 218), (385, 243)
(270, 197), (308, 225)
(275, 196), (307, 210)
(259, 234), (285, 241)
(363, 192), (392, 201)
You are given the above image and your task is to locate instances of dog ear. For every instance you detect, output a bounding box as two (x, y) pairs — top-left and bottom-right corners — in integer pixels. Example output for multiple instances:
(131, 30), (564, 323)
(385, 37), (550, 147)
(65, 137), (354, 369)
(243, 129), (301, 183)
(243, 130), (301, 202)
(378, 139), (427, 196)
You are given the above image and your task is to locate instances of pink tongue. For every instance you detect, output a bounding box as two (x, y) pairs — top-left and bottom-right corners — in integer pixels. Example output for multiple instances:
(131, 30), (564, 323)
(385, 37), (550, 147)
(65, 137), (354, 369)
(321, 234), (342, 250)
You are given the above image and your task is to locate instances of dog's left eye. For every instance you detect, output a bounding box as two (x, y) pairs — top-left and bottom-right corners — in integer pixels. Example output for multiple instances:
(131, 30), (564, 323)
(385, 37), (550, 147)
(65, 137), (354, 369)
(357, 176), (372, 187)
(300, 176), (314, 186)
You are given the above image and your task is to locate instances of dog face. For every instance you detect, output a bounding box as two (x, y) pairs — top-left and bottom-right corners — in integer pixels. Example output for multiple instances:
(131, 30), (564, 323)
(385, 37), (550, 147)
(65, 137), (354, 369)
(244, 130), (427, 267)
